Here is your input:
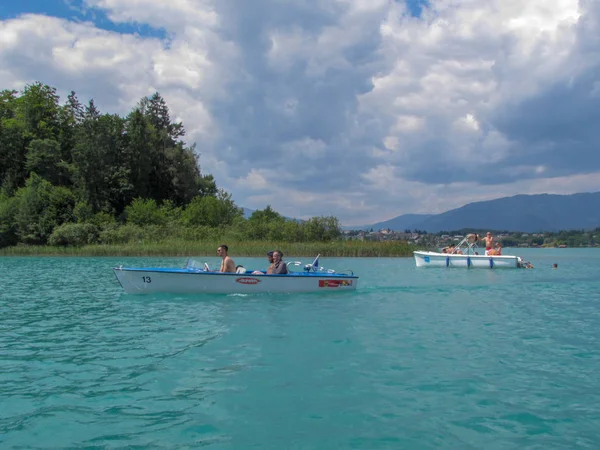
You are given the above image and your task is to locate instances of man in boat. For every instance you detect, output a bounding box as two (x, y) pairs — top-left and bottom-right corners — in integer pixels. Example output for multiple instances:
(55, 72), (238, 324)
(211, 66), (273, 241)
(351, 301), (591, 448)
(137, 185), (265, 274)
(252, 251), (275, 275)
(271, 250), (288, 274)
(483, 232), (496, 255)
(217, 244), (236, 273)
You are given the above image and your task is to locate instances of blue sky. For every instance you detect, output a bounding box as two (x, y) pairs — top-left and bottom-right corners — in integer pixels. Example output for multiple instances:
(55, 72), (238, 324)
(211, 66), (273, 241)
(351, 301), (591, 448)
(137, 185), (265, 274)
(1, 0), (599, 225)
(0, 0), (428, 36)
(0, 0), (166, 38)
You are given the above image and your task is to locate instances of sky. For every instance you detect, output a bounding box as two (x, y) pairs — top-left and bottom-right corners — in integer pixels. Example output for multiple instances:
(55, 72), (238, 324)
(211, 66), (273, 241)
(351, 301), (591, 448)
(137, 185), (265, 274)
(1, 0), (599, 226)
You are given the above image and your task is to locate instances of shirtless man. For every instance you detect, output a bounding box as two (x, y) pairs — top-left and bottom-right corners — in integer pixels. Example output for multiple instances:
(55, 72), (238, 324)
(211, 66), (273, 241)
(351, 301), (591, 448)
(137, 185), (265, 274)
(217, 244), (236, 273)
(483, 232), (495, 255)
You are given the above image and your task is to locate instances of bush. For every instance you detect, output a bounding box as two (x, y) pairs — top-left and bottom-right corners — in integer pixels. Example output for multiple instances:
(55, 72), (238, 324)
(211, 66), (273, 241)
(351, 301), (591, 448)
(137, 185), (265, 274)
(181, 191), (242, 227)
(73, 201), (93, 223)
(0, 194), (19, 248)
(99, 223), (146, 244)
(13, 174), (76, 244)
(90, 211), (116, 229)
(125, 198), (166, 226)
(48, 223), (100, 246)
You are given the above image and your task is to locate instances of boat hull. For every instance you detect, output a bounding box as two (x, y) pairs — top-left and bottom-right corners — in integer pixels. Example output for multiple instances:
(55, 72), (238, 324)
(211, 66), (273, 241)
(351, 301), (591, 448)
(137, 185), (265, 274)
(414, 251), (521, 269)
(114, 267), (358, 294)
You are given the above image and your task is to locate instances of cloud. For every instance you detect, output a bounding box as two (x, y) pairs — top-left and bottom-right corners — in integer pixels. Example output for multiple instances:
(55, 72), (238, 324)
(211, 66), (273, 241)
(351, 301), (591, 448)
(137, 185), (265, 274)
(1, 0), (599, 226)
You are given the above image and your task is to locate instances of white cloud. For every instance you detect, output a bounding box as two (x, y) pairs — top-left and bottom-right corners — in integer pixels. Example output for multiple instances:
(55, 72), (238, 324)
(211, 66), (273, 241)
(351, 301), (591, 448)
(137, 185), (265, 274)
(236, 169), (269, 190)
(1, 0), (599, 226)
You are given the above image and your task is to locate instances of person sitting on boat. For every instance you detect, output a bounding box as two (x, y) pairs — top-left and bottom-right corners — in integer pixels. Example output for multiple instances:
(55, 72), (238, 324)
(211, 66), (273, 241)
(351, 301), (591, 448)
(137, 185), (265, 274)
(466, 233), (478, 245)
(487, 244), (502, 256)
(217, 244), (236, 273)
(252, 251), (275, 275)
(447, 244), (462, 255)
(271, 250), (288, 274)
(483, 232), (495, 255)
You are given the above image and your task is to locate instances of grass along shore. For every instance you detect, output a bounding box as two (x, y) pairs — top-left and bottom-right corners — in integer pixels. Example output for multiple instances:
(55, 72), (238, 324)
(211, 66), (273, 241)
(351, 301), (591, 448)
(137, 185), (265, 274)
(0, 240), (419, 257)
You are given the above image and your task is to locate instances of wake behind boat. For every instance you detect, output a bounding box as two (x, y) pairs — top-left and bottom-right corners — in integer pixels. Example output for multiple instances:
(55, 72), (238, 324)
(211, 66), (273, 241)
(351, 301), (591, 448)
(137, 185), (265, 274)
(414, 234), (530, 269)
(113, 256), (358, 294)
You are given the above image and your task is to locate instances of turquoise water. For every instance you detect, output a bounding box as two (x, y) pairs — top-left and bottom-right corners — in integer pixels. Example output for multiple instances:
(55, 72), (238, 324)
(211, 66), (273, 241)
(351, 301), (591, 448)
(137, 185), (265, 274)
(1, 249), (600, 448)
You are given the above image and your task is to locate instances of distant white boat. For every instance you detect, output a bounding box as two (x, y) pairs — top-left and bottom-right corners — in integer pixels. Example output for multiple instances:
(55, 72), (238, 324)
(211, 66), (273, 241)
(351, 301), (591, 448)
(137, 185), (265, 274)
(414, 234), (529, 269)
(414, 251), (522, 268)
(114, 256), (358, 294)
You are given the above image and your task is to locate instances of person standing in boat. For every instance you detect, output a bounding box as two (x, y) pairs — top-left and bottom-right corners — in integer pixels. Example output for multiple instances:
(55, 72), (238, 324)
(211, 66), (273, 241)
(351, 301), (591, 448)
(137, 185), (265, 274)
(217, 244), (236, 273)
(483, 232), (496, 255)
(271, 250), (288, 274)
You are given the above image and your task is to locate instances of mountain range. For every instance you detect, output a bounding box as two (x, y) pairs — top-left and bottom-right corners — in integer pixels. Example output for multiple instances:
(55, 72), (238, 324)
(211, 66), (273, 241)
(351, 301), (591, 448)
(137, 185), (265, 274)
(349, 192), (600, 233)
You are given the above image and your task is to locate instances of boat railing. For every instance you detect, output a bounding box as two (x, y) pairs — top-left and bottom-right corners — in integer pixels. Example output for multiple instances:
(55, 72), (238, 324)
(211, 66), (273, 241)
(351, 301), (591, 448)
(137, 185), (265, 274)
(287, 261), (335, 273)
(183, 257), (355, 276)
(286, 260), (354, 276)
(440, 234), (483, 255)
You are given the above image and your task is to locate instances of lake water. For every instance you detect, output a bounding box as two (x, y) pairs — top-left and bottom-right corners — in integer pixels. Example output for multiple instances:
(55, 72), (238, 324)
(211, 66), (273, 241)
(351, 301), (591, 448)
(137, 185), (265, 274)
(1, 249), (600, 448)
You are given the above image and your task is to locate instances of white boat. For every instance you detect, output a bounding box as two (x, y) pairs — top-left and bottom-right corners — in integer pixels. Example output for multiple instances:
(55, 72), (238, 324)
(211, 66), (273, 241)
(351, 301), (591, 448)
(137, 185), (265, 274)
(414, 235), (528, 269)
(113, 256), (358, 294)
(414, 251), (523, 268)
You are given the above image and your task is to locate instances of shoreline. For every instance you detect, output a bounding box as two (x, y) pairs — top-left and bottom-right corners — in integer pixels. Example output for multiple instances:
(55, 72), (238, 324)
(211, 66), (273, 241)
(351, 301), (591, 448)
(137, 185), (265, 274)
(0, 240), (419, 258)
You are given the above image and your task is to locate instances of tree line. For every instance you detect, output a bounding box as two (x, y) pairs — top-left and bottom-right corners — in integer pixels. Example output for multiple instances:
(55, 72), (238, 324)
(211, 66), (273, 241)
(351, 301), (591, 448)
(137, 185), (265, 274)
(0, 83), (341, 248)
(429, 228), (600, 248)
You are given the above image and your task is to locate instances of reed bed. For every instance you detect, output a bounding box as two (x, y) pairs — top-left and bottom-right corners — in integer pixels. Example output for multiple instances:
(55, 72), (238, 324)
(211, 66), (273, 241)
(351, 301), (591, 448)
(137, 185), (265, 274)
(0, 239), (418, 257)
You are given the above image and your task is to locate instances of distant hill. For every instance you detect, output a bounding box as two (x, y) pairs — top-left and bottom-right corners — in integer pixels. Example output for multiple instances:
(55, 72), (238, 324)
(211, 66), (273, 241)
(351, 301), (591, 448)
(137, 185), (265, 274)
(352, 192), (600, 233)
(365, 214), (434, 231)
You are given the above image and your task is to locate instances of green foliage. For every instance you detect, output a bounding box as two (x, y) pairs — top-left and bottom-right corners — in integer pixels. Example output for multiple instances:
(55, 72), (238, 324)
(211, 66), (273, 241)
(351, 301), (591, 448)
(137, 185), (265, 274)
(99, 223), (146, 245)
(303, 216), (341, 241)
(158, 199), (182, 224)
(90, 211), (116, 229)
(245, 205), (284, 240)
(125, 198), (166, 226)
(0, 238), (418, 257)
(0, 82), (356, 253)
(18, 82), (61, 141)
(73, 201), (93, 223)
(12, 174), (75, 244)
(48, 223), (100, 246)
(0, 99), (27, 194)
(26, 139), (67, 185)
(0, 193), (19, 248)
(281, 220), (305, 242)
(181, 190), (243, 227)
